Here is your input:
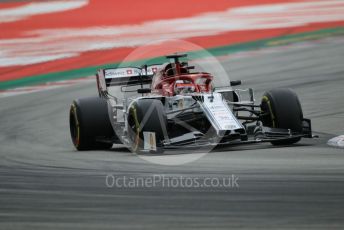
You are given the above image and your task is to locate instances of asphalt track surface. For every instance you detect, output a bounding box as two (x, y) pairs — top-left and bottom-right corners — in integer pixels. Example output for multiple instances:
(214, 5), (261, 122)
(1, 37), (344, 229)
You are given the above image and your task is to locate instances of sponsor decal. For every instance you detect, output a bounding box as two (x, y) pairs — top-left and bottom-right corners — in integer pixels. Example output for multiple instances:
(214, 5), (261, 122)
(104, 68), (141, 78)
(203, 93), (242, 131)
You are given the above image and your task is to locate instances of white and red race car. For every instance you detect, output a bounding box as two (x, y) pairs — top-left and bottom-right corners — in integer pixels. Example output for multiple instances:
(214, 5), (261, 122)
(69, 53), (312, 153)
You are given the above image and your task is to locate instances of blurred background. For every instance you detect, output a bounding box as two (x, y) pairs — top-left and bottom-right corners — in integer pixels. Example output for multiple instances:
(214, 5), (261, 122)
(1, 1), (344, 229)
(0, 0), (343, 91)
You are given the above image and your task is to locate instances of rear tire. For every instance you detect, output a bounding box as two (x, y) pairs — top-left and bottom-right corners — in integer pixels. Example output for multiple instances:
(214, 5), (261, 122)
(69, 97), (114, 150)
(127, 99), (167, 153)
(260, 88), (303, 145)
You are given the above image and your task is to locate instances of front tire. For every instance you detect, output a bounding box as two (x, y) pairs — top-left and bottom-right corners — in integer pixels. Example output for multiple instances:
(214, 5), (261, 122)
(69, 97), (114, 150)
(260, 88), (303, 145)
(127, 99), (167, 153)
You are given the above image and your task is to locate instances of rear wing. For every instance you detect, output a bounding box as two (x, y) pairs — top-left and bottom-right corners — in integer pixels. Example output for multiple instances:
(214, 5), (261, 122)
(96, 65), (162, 94)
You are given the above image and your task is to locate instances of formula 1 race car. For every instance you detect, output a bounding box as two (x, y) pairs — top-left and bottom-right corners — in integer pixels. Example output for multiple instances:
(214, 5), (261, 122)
(69, 53), (312, 152)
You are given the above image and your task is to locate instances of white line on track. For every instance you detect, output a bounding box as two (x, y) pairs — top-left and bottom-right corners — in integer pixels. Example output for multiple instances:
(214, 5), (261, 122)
(2, 36), (343, 98)
(0, 76), (94, 98)
(0, 0), (89, 23)
(328, 135), (344, 148)
(1, 0), (343, 67)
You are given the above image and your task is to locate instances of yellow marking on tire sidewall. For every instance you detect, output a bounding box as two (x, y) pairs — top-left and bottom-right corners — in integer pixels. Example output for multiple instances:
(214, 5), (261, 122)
(71, 103), (81, 147)
(262, 96), (276, 128)
(129, 106), (140, 152)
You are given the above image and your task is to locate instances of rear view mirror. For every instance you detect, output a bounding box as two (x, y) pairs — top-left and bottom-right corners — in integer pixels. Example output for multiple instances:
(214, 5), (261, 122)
(137, 88), (151, 94)
(230, 80), (242, 86)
